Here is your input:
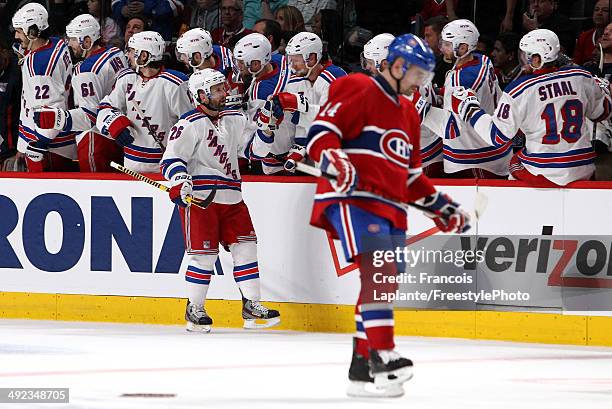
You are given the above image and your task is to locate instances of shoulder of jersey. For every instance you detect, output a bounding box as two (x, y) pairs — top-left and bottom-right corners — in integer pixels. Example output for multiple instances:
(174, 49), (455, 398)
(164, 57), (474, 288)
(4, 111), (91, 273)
(27, 37), (68, 76)
(318, 64), (347, 84)
(505, 66), (593, 98)
(451, 53), (491, 91)
(159, 69), (189, 86)
(116, 67), (137, 81)
(180, 108), (207, 124)
(76, 47), (123, 74)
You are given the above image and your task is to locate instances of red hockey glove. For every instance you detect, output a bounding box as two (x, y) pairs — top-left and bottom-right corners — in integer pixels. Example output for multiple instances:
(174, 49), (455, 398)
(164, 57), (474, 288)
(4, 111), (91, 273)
(33, 106), (72, 131)
(415, 192), (471, 233)
(272, 92), (309, 113)
(101, 111), (135, 147)
(319, 149), (358, 194)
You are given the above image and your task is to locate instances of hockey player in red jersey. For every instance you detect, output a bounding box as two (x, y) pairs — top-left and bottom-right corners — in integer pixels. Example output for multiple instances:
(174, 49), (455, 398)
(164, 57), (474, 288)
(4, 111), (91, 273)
(306, 34), (470, 397)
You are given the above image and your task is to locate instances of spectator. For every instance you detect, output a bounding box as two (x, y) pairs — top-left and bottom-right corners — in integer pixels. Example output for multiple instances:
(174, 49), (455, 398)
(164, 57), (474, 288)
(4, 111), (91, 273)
(354, 0), (423, 36)
(423, 16), (451, 88)
(123, 15), (149, 48)
(111, 0), (183, 41)
(476, 35), (493, 55)
(243, 0), (286, 29)
(286, 0), (335, 31)
(574, 0), (610, 66)
(522, 0), (576, 55)
(492, 32), (522, 90)
(312, 9), (343, 61)
(274, 5), (305, 32)
(87, 0), (120, 44)
(184, 0), (221, 32)
(253, 18), (282, 54)
(585, 22), (612, 79)
(420, 0), (458, 21)
(212, 0), (252, 47)
(278, 29), (298, 54)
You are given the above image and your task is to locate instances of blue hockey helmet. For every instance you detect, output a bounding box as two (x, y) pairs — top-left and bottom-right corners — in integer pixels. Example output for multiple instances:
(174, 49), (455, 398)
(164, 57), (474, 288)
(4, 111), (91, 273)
(386, 34), (436, 75)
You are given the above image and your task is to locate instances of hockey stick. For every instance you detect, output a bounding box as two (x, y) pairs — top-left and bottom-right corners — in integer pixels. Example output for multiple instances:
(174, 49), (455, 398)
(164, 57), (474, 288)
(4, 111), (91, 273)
(131, 99), (166, 152)
(110, 161), (216, 210)
(294, 161), (488, 221)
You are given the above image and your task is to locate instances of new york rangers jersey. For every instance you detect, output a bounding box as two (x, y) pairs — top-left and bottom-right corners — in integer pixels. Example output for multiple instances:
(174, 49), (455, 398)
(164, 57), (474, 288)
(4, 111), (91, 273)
(285, 61), (346, 145)
(406, 83), (442, 168)
(468, 66), (612, 185)
(18, 37), (75, 158)
(97, 68), (192, 172)
(306, 73), (436, 232)
(161, 108), (247, 204)
(442, 53), (511, 175)
(69, 47), (128, 132)
(244, 59), (292, 173)
(211, 44), (235, 78)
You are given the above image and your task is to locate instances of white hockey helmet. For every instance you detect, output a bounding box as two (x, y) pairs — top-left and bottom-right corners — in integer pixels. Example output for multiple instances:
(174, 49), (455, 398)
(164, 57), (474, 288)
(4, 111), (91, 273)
(128, 31), (166, 70)
(189, 68), (227, 109)
(176, 28), (213, 69)
(234, 33), (271, 76)
(440, 19), (479, 58)
(286, 32), (323, 65)
(519, 29), (560, 69)
(361, 33), (395, 73)
(66, 14), (101, 58)
(66, 14), (101, 43)
(12, 3), (49, 39)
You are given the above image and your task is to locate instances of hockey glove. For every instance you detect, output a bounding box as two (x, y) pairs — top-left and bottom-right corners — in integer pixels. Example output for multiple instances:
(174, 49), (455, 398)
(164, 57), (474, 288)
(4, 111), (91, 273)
(284, 144), (306, 172)
(256, 99), (282, 132)
(101, 111), (135, 147)
(33, 107), (72, 131)
(24, 140), (48, 163)
(272, 92), (309, 114)
(169, 173), (193, 207)
(415, 192), (471, 233)
(319, 149), (358, 194)
(451, 86), (481, 123)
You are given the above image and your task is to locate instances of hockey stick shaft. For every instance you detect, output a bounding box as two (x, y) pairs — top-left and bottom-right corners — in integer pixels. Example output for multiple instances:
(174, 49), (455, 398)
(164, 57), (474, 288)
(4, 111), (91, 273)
(131, 100), (166, 152)
(295, 161), (488, 222)
(294, 161), (430, 213)
(110, 161), (211, 210)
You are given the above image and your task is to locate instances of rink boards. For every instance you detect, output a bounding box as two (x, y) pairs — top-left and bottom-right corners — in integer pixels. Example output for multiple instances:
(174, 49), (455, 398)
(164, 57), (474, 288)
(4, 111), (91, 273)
(1, 173), (612, 346)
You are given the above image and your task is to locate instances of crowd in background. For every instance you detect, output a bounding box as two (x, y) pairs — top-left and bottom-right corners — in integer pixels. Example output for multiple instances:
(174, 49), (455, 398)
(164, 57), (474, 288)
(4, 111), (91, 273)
(1, 0), (611, 178)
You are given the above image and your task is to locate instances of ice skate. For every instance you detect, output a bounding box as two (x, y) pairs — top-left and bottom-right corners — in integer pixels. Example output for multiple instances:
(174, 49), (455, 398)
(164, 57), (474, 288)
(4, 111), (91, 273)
(369, 349), (414, 388)
(242, 298), (280, 329)
(347, 341), (404, 398)
(185, 301), (213, 333)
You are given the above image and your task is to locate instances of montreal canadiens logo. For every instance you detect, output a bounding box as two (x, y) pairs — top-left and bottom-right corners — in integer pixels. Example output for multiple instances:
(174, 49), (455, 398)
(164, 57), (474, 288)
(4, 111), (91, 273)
(379, 129), (412, 167)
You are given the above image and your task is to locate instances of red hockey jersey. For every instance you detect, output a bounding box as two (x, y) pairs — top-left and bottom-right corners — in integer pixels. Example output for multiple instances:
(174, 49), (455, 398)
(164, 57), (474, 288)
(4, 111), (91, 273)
(305, 73), (436, 233)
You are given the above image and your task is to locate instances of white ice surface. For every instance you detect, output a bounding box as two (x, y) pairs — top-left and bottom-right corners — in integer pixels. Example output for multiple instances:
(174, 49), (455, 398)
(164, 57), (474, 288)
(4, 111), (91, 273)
(1, 319), (611, 409)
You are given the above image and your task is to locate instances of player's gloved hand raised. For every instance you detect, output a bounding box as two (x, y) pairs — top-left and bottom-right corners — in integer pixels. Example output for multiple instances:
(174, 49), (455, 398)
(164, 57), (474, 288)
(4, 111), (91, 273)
(24, 140), (48, 163)
(319, 149), (358, 194)
(169, 173), (194, 207)
(102, 111), (135, 147)
(256, 99), (282, 132)
(451, 86), (481, 123)
(33, 107), (72, 131)
(284, 144), (306, 172)
(415, 191), (471, 233)
(272, 92), (309, 113)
